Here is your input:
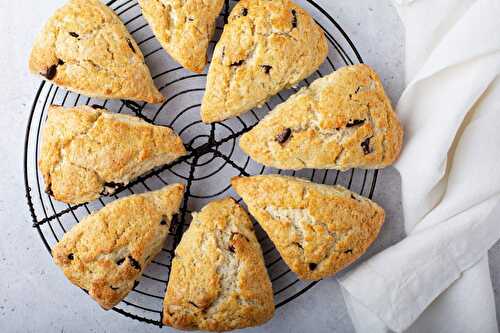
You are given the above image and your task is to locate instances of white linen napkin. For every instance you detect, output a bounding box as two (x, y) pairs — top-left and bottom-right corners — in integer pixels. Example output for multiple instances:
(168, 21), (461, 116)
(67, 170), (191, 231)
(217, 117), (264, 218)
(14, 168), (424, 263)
(337, 0), (500, 331)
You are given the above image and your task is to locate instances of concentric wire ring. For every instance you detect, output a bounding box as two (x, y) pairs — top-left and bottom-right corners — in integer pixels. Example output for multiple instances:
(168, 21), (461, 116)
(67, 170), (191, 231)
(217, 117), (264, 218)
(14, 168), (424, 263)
(23, 0), (377, 326)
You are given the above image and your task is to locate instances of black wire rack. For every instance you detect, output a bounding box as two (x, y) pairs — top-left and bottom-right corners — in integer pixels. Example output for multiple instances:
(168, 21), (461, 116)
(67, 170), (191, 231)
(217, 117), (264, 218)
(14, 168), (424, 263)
(23, 0), (377, 327)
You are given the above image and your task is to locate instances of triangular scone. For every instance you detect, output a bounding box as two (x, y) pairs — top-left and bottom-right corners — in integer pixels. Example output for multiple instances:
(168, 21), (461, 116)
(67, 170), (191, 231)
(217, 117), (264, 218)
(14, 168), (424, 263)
(240, 65), (404, 171)
(138, 0), (225, 73)
(52, 184), (185, 310)
(29, 0), (164, 103)
(232, 175), (385, 281)
(163, 198), (274, 331)
(40, 105), (186, 204)
(201, 0), (328, 123)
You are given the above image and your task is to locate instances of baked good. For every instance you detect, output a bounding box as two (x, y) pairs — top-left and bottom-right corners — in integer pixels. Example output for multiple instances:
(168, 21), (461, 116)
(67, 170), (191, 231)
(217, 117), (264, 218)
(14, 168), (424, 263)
(52, 184), (185, 310)
(40, 105), (186, 204)
(232, 175), (385, 281)
(138, 0), (225, 73)
(201, 0), (328, 123)
(29, 0), (164, 103)
(163, 197), (274, 331)
(239, 64), (404, 171)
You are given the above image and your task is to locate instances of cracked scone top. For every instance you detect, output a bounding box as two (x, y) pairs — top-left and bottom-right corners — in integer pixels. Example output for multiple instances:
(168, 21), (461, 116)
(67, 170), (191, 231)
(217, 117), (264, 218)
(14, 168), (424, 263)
(240, 64), (404, 171)
(39, 105), (186, 204)
(232, 175), (385, 281)
(29, 0), (164, 103)
(138, 0), (225, 73)
(52, 184), (185, 310)
(201, 0), (328, 123)
(163, 198), (275, 331)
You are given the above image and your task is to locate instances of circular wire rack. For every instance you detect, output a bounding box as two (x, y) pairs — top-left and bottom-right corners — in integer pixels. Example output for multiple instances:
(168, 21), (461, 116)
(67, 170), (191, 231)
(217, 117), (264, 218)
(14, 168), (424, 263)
(24, 0), (377, 327)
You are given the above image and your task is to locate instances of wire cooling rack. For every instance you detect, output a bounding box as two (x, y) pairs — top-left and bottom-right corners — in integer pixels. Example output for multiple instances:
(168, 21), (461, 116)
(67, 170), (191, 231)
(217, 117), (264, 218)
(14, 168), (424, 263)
(24, 0), (377, 327)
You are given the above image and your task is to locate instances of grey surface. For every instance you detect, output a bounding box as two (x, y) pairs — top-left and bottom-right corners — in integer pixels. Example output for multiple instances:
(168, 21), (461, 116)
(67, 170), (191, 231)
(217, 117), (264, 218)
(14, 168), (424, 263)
(0, 1), (407, 332)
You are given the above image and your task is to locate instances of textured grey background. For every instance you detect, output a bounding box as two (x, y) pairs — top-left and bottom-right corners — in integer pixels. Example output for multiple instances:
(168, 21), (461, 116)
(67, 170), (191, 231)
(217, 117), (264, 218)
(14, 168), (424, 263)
(4, 1), (494, 333)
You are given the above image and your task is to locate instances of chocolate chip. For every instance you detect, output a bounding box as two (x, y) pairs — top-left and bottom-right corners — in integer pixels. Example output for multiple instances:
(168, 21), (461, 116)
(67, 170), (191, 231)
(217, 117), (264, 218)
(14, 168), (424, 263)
(344, 249), (353, 254)
(261, 65), (272, 74)
(91, 104), (106, 110)
(45, 187), (53, 196)
(308, 263), (317, 271)
(188, 301), (199, 308)
(127, 38), (136, 54)
(346, 119), (365, 128)
(293, 242), (303, 249)
(228, 245), (235, 253)
(116, 258), (125, 265)
(110, 286), (119, 291)
(133, 281), (140, 289)
(101, 182), (123, 195)
(350, 194), (357, 200)
(291, 9), (298, 28)
(160, 220), (167, 225)
(187, 17), (194, 22)
(43, 65), (57, 80)
(231, 60), (244, 67)
(361, 137), (371, 155)
(355, 86), (361, 94)
(69, 32), (79, 38)
(58, 59), (65, 66)
(241, 8), (248, 16)
(128, 255), (141, 270)
(276, 128), (292, 144)
(67, 253), (74, 260)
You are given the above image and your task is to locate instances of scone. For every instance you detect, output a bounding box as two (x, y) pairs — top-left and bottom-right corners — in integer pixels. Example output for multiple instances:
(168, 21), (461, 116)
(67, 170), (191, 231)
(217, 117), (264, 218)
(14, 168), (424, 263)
(232, 175), (385, 281)
(138, 0), (225, 73)
(52, 184), (185, 310)
(40, 105), (186, 204)
(29, 0), (164, 103)
(163, 198), (274, 331)
(201, 0), (328, 123)
(240, 64), (404, 171)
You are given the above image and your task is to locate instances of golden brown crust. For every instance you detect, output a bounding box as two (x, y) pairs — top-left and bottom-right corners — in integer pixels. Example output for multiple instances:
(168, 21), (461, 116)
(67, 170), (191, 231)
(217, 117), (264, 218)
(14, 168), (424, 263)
(201, 0), (328, 123)
(138, 0), (225, 73)
(39, 105), (186, 204)
(52, 184), (185, 310)
(163, 197), (274, 331)
(232, 175), (385, 281)
(240, 64), (404, 171)
(29, 0), (164, 103)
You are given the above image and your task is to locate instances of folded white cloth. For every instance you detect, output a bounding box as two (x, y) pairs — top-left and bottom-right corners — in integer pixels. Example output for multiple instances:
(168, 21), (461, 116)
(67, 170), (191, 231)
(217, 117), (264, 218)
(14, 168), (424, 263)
(338, 0), (500, 331)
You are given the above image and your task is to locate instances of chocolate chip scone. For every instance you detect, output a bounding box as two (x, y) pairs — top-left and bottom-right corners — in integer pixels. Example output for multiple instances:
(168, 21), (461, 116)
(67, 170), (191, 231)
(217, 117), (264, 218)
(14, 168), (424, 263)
(138, 0), (224, 73)
(29, 0), (164, 103)
(240, 64), (404, 171)
(40, 105), (186, 204)
(163, 198), (274, 331)
(52, 184), (185, 309)
(201, 0), (328, 123)
(232, 175), (385, 281)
